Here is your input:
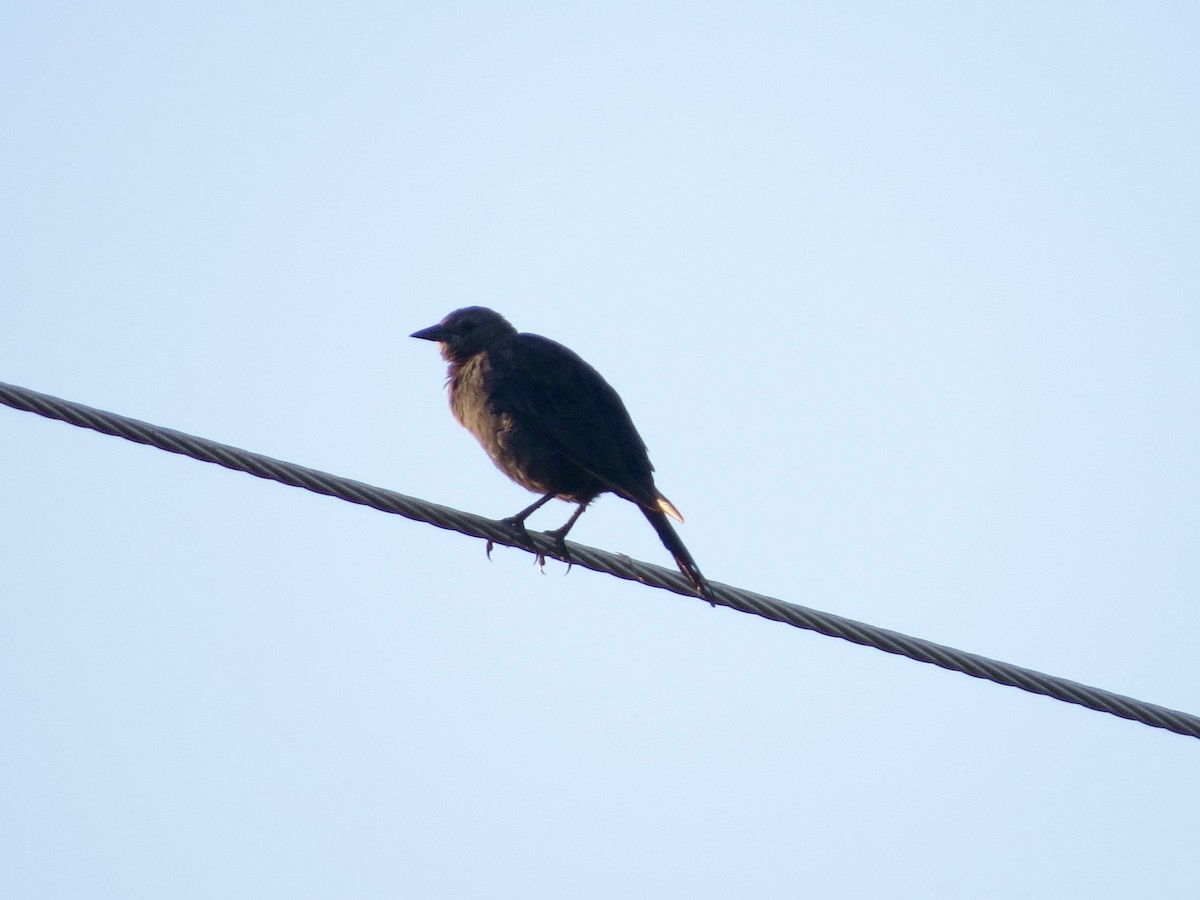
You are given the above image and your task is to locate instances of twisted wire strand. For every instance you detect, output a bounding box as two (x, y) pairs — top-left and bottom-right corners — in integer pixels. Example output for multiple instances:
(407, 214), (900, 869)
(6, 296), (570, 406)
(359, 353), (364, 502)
(2, 379), (1197, 741)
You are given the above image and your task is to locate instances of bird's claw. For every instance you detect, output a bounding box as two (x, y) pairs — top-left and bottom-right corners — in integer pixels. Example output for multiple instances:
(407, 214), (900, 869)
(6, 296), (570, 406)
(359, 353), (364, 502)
(487, 534), (550, 579)
(543, 528), (574, 574)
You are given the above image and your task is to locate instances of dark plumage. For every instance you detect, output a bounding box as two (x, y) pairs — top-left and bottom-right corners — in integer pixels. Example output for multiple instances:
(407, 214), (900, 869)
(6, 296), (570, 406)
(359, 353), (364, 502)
(411, 306), (712, 602)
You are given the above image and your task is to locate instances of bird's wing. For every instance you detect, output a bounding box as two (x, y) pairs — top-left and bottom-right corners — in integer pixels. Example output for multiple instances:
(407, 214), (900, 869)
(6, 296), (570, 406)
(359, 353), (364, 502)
(485, 334), (659, 509)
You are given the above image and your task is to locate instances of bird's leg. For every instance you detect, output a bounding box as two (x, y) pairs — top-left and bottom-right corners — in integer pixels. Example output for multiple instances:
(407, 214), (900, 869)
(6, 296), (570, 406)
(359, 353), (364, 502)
(503, 492), (557, 528)
(486, 492), (556, 562)
(543, 502), (589, 573)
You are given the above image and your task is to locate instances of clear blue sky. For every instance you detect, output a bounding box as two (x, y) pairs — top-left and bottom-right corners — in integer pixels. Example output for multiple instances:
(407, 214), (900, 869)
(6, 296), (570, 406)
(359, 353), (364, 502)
(3, 3), (1198, 897)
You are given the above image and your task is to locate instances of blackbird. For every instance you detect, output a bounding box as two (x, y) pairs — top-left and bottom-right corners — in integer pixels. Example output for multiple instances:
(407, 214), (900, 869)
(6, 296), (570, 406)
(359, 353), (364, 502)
(412, 307), (712, 602)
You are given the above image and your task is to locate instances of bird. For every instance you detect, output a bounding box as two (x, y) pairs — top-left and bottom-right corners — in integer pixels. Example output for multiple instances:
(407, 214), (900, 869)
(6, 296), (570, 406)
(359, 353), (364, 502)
(411, 306), (713, 603)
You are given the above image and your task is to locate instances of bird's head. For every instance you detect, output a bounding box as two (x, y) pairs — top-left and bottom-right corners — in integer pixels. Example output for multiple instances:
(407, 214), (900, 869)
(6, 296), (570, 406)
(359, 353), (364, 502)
(411, 306), (517, 363)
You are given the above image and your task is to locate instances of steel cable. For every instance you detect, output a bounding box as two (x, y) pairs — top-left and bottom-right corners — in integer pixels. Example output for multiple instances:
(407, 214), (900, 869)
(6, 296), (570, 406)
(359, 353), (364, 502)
(2, 379), (1197, 741)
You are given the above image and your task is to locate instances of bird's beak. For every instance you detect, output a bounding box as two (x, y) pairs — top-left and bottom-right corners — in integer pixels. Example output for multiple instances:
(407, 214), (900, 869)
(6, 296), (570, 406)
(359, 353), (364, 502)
(411, 324), (450, 342)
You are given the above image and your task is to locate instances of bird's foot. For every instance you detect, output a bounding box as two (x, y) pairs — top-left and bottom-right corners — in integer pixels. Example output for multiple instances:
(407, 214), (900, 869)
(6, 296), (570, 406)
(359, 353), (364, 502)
(499, 515), (536, 547)
(495, 515), (570, 575)
(486, 515), (537, 561)
(542, 526), (574, 574)
(499, 514), (549, 573)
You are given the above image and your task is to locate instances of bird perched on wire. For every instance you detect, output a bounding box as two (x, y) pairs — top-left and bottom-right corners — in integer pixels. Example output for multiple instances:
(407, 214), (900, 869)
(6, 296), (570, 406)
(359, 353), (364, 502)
(411, 306), (713, 604)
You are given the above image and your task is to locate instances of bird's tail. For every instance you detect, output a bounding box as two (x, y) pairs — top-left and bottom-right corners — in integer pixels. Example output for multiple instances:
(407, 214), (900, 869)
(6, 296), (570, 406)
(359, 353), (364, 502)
(642, 507), (715, 605)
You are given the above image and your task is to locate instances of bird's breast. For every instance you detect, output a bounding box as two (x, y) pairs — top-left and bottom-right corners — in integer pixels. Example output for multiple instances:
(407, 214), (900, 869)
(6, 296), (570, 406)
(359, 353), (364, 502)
(447, 354), (601, 502)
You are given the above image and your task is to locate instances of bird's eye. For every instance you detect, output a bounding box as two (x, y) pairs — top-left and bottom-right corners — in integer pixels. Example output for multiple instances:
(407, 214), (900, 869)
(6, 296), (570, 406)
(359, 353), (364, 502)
(460, 321), (477, 333)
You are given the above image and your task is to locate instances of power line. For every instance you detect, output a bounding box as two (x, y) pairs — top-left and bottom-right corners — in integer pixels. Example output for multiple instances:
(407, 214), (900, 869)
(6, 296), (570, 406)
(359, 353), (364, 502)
(2, 378), (1198, 741)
